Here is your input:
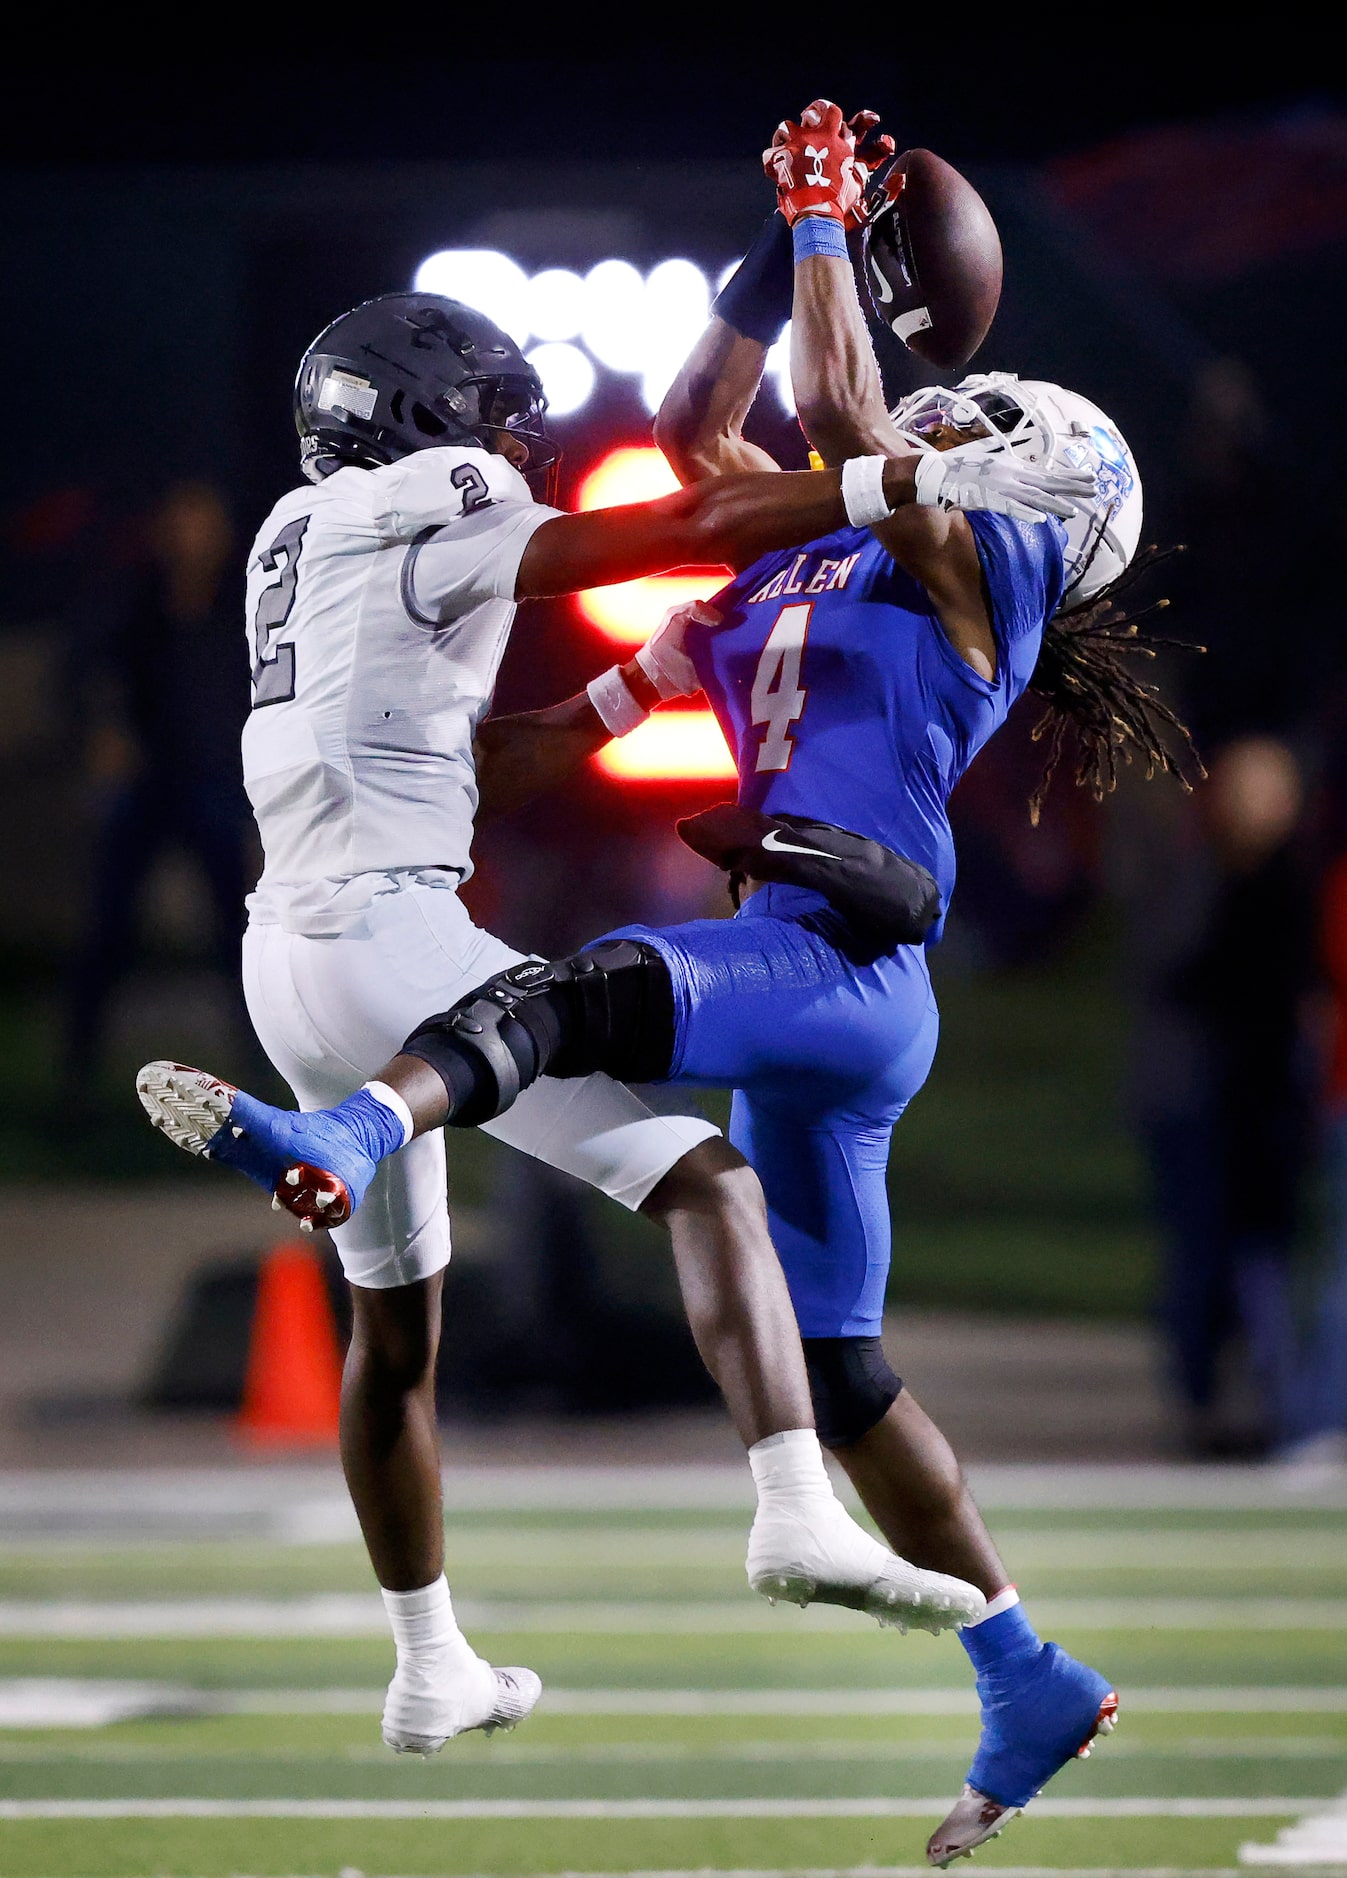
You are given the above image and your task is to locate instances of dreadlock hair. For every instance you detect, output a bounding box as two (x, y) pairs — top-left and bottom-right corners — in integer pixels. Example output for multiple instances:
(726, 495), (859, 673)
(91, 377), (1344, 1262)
(1026, 543), (1203, 826)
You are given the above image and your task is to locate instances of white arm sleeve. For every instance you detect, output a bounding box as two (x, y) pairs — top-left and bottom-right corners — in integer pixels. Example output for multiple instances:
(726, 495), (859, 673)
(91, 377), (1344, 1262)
(369, 447), (561, 622)
(401, 503), (558, 622)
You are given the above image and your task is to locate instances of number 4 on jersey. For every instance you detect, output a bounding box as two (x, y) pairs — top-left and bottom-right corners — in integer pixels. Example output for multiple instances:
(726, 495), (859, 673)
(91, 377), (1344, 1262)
(751, 601), (813, 772)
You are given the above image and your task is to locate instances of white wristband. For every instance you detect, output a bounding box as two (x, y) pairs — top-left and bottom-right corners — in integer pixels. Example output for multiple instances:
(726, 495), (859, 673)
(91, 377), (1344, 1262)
(913, 451), (948, 508)
(586, 665), (649, 737)
(840, 455), (893, 527)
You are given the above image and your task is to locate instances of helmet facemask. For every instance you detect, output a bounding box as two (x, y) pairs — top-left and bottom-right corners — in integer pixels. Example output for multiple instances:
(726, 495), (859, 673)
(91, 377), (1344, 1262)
(889, 371), (1142, 605)
(460, 377), (560, 504)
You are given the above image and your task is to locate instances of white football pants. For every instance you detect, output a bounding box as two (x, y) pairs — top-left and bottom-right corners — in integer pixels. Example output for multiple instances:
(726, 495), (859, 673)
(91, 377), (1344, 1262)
(241, 878), (716, 1289)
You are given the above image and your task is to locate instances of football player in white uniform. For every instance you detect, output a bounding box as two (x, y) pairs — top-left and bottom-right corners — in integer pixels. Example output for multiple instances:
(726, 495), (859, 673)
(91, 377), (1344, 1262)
(137, 289), (1088, 1757)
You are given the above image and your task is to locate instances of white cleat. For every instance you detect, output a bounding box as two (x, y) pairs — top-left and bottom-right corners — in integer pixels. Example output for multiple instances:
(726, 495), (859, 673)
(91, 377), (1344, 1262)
(381, 1657), (542, 1757)
(926, 1692), (1118, 1866)
(135, 1061), (237, 1157)
(926, 1785), (1019, 1866)
(746, 1496), (985, 1635)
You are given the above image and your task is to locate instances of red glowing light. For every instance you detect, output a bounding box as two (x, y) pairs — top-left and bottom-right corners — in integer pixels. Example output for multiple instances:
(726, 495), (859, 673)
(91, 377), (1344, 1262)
(574, 446), (727, 647)
(595, 710), (736, 782)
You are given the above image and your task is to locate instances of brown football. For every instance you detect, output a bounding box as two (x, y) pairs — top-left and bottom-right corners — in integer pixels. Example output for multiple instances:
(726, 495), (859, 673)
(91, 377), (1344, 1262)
(861, 148), (1003, 370)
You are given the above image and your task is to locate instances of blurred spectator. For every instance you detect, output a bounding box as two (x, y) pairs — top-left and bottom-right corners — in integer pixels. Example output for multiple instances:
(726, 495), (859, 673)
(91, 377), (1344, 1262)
(1121, 738), (1318, 1456)
(1297, 789), (1347, 1465)
(1166, 358), (1339, 748)
(946, 697), (1098, 969)
(62, 481), (252, 1090)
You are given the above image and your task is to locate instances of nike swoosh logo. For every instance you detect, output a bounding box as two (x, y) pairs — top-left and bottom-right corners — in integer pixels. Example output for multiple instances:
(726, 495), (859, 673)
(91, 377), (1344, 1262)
(760, 828), (832, 859)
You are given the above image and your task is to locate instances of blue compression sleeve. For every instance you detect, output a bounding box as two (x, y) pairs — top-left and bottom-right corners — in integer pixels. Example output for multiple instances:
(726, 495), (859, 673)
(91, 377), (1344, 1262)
(713, 213), (795, 346)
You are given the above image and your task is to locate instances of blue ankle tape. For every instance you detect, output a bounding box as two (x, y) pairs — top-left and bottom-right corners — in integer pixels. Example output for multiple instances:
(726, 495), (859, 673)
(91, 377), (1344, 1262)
(333, 1088), (408, 1166)
(960, 1601), (1042, 1676)
(793, 216), (849, 263)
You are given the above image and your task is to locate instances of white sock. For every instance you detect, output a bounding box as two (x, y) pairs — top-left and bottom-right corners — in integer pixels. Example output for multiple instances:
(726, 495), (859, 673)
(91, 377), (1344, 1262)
(363, 1080), (414, 1148)
(381, 1574), (479, 1670)
(748, 1428), (835, 1502)
(965, 1585), (1020, 1625)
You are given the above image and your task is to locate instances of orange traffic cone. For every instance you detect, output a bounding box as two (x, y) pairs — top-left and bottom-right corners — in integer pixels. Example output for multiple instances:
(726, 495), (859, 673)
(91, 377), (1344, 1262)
(235, 1242), (344, 1448)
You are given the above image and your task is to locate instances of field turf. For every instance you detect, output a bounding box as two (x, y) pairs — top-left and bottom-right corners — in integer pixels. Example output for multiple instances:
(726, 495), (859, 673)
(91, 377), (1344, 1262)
(0, 1474), (1343, 1876)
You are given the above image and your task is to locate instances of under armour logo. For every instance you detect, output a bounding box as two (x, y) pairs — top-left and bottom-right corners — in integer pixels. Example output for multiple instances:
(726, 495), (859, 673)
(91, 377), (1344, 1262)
(804, 146), (830, 189)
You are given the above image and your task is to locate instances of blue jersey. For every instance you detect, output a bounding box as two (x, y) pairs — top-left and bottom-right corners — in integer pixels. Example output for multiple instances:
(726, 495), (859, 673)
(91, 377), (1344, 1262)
(688, 512), (1067, 942)
(603, 509), (1069, 1337)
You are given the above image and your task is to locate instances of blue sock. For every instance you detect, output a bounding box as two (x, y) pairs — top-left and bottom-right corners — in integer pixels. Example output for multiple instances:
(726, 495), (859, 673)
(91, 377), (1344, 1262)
(329, 1088), (409, 1165)
(960, 1601), (1043, 1681)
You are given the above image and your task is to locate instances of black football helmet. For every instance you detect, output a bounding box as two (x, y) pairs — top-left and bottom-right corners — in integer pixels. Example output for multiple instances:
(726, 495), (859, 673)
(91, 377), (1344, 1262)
(294, 291), (558, 495)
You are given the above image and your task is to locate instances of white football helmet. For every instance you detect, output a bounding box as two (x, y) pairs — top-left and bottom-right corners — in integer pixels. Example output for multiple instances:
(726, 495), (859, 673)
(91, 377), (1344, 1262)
(889, 371), (1142, 604)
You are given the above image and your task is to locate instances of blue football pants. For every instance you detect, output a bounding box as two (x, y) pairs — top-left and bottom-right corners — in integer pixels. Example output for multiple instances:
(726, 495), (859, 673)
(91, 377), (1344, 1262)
(606, 885), (939, 1337)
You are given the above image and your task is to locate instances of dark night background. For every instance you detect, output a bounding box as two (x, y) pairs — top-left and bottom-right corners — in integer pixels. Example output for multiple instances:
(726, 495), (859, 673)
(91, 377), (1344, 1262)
(3, 39), (1347, 1453)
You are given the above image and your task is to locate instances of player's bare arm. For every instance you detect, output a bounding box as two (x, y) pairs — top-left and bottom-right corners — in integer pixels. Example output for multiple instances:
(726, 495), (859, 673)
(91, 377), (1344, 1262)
(770, 100), (999, 677)
(472, 694), (617, 821)
(473, 660), (658, 819)
(475, 600), (710, 818)
(795, 236), (997, 677)
(514, 455), (921, 594)
(653, 315), (779, 483)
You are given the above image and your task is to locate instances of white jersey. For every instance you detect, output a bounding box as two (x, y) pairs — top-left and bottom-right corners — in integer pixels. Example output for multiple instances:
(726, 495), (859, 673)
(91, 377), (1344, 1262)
(241, 446), (558, 935)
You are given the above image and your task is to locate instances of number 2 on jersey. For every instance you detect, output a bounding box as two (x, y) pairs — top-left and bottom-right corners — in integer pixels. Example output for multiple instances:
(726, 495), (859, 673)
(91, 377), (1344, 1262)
(751, 601), (812, 772)
(250, 515), (309, 708)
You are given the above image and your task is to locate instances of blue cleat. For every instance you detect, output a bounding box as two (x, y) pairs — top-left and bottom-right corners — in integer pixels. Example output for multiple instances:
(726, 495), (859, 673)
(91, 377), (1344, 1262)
(135, 1061), (393, 1229)
(926, 1642), (1117, 1866)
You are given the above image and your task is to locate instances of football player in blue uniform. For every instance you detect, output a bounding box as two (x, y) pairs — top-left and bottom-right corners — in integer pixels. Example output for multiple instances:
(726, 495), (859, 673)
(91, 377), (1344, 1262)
(136, 217), (1094, 1765)
(136, 103), (1190, 1862)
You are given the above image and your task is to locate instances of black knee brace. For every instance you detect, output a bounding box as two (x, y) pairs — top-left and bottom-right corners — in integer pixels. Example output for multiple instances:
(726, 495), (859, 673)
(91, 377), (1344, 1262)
(401, 939), (676, 1128)
(802, 1336), (903, 1448)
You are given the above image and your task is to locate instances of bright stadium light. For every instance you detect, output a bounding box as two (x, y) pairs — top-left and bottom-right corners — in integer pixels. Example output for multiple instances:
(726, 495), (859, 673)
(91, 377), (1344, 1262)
(412, 250), (530, 341)
(640, 259), (710, 413)
(765, 322), (796, 412)
(578, 445), (680, 508)
(580, 259), (648, 373)
(410, 251), (747, 418)
(595, 709), (736, 782)
(526, 342), (595, 417)
(644, 259), (709, 352)
(579, 572), (727, 645)
(573, 447), (728, 646)
(527, 267), (585, 342)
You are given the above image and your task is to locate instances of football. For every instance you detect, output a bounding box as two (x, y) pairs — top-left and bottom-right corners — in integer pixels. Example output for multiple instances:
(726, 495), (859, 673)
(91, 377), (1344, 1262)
(861, 148), (1003, 371)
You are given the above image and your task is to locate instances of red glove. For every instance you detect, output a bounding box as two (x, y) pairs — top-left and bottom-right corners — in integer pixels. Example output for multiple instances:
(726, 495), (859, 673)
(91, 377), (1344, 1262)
(763, 99), (865, 226)
(846, 110), (896, 177)
(844, 110), (903, 230)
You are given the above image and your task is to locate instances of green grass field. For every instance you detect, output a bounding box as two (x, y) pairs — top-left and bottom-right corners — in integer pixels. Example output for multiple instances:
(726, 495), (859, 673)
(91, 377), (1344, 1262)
(0, 1474), (1344, 1876)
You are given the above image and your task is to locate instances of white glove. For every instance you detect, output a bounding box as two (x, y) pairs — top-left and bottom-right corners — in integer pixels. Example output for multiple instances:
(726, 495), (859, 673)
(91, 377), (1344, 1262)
(633, 599), (720, 700)
(914, 447), (1096, 525)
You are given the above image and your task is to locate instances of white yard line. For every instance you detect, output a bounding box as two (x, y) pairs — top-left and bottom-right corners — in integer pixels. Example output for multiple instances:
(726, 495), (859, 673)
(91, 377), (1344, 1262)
(376, 1868), (1248, 1878)
(5, 1530), (1347, 1572)
(1240, 1787), (1347, 1864)
(0, 1797), (1319, 1820)
(0, 1462), (1345, 1532)
(4, 1533), (1347, 1576)
(4, 1596), (1347, 1636)
(6, 1680), (1347, 1725)
(374, 1869), (1249, 1878)
(330, 1738), (1347, 1766)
